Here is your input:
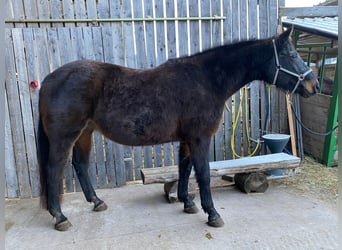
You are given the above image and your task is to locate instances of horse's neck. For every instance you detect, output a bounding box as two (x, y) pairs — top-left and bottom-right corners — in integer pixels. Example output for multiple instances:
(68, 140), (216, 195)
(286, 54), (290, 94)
(202, 40), (273, 99)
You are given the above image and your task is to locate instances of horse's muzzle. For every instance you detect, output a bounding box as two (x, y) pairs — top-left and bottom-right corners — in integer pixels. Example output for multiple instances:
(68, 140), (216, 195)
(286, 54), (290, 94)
(302, 79), (320, 97)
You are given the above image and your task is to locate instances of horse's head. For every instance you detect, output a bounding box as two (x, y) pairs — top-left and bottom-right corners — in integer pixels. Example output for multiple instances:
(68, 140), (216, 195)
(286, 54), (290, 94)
(270, 28), (319, 97)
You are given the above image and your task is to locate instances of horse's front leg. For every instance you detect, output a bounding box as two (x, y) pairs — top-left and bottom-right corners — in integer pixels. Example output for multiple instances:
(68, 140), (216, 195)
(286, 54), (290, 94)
(191, 137), (224, 227)
(178, 142), (199, 214)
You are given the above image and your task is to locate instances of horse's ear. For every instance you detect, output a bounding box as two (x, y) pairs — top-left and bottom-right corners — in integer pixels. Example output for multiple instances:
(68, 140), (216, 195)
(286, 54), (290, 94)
(278, 26), (293, 44)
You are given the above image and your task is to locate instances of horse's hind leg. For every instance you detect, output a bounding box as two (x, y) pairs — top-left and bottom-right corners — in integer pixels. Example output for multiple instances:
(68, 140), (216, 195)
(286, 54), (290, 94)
(47, 136), (76, 231)
(177, 142), (199, 214)
(72, 127), (107, 212)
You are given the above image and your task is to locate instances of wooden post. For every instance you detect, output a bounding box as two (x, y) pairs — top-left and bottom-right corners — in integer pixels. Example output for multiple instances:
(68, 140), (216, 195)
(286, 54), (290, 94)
(286, 94), (297, 156)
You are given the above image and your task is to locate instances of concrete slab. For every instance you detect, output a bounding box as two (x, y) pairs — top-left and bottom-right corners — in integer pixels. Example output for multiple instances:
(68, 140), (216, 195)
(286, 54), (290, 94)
(5, 183), (338, 250)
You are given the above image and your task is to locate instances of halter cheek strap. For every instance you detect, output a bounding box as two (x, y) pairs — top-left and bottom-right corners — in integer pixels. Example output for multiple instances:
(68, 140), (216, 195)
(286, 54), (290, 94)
(271, 39), (312, 95)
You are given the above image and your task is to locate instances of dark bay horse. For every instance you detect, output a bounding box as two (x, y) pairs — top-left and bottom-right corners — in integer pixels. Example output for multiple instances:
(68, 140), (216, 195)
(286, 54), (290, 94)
(38, 28), (319, 231)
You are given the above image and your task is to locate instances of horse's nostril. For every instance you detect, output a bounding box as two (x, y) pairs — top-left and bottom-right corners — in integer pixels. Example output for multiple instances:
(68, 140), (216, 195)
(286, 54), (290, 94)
(315, 82), (320, 92)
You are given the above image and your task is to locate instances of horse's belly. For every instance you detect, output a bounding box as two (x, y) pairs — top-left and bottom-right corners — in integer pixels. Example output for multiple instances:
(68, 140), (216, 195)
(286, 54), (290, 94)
(94, 116), (179, 146)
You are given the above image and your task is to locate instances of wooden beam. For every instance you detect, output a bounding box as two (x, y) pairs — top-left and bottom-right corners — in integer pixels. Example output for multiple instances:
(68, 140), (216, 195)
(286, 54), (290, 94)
(279, 6), (338, 17)
(141, 153), (300, 184)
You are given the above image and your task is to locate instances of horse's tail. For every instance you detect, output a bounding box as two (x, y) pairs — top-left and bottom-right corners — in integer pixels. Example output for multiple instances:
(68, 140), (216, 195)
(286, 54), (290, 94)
(38, 116), (49, 210)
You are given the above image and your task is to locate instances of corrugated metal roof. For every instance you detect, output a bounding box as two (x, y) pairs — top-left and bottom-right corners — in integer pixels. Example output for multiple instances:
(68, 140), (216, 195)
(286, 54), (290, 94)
(282, 17), (338, 40)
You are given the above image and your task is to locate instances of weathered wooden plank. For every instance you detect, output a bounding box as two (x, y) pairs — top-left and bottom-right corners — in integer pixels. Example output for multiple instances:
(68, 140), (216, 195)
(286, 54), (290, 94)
(177, 0), (189, 57)
(222, 0), (232, 43)
(74, 0), (87, 26)
(11, 0), (25, 27)
(144, 0), (157, 68)
(103, 139), (115, 188)
(19, 30), (40, 198)
(111, 3), (125, 65)
(101, 25), (118, 188)
(23, 0), (38, 27)
(47, 28), (61, 70)
(189, 0), (200, 54)
(200, 0), (214, 161)
(224, 97), (233, 159)
(163, 0), (176, 166)
(62, 0), (75, 27)
(69, 27), (86, 192)
(57, 28), (75, 192)
(5, 0), (14, 22)
(85, 0), (97, 19)
(70, 28), (85, 60)
(97, 0), (110, 20)
(36, 0), (50, 27)
(5, 93), (19, 198)
(141, 153), (301, 184)
(248, 0), (260, 155)
(258, 0), (269, 38)
(211, 0), (224, 161)
(50, 0), (63, 27)
(124, 147), (133, 182)
(7, 29), (31, 198)
(113, 144), (126, 186)
(22, 29), (39, 138)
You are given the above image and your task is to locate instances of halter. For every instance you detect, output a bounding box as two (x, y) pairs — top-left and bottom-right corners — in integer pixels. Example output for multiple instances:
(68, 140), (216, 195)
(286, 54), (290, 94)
(271, 39), (312, 95)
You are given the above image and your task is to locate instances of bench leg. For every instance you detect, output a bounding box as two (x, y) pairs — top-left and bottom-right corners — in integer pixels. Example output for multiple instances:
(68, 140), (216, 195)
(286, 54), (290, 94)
(164, 181), (196, 203)
(234, 172), (269, 193)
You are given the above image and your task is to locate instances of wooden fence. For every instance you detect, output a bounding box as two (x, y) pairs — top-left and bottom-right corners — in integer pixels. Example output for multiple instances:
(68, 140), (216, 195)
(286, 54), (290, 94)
(5, 0), (288, 198)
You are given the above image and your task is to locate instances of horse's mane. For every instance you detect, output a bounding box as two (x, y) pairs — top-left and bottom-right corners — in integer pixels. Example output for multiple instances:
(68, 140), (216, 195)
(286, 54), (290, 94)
(168, 36), (273, 63)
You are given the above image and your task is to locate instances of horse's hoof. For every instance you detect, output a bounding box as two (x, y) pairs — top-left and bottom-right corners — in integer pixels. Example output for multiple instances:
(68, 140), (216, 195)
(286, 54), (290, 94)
(184, 205), (199, 214)
(208, 217), (224, 227)
(93, 201), (108, 212)
(55, 220), (72, 231)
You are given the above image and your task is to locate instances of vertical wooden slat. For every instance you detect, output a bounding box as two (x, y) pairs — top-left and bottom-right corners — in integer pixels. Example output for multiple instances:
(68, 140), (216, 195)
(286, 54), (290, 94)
(62, 0), (75, 27)
(5, 0), (14, 26)
(248, 0), (261, 155)
(90, 27), (106, 189)
(50, 0), (64, 27)
(101, 25), (119, 188)
(86, 0), (97, 19)
(177, 0), (189, 57)
(222, 0), (233, 160)
(74, 0), (87, 26)
(11, 0), (25, 28)
(5, 93), (19, 198)
(69, 27), (84, 192)
(23, 0), (38, 27)
(211, 0), (224, 161)
(57, 28), (74, 192)
(82, 26), (97, 187)
(91, 29), (107, 189)
(189, 0), (200, 54)
(7, 29), (31, 198)
(97, 0), (110, 20)
(22, 29), (39, 139)
(36, 0), (50, 28)
(13, 28), (39, 197)
(163, 0), (176, 166)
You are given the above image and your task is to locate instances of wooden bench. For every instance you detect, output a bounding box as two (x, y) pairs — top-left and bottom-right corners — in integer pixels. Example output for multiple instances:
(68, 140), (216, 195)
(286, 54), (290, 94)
(141, 153), (301, 201)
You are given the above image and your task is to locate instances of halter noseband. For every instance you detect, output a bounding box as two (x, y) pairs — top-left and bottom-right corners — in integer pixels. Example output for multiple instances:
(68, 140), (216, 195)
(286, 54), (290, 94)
(271, 39), (312, 95)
